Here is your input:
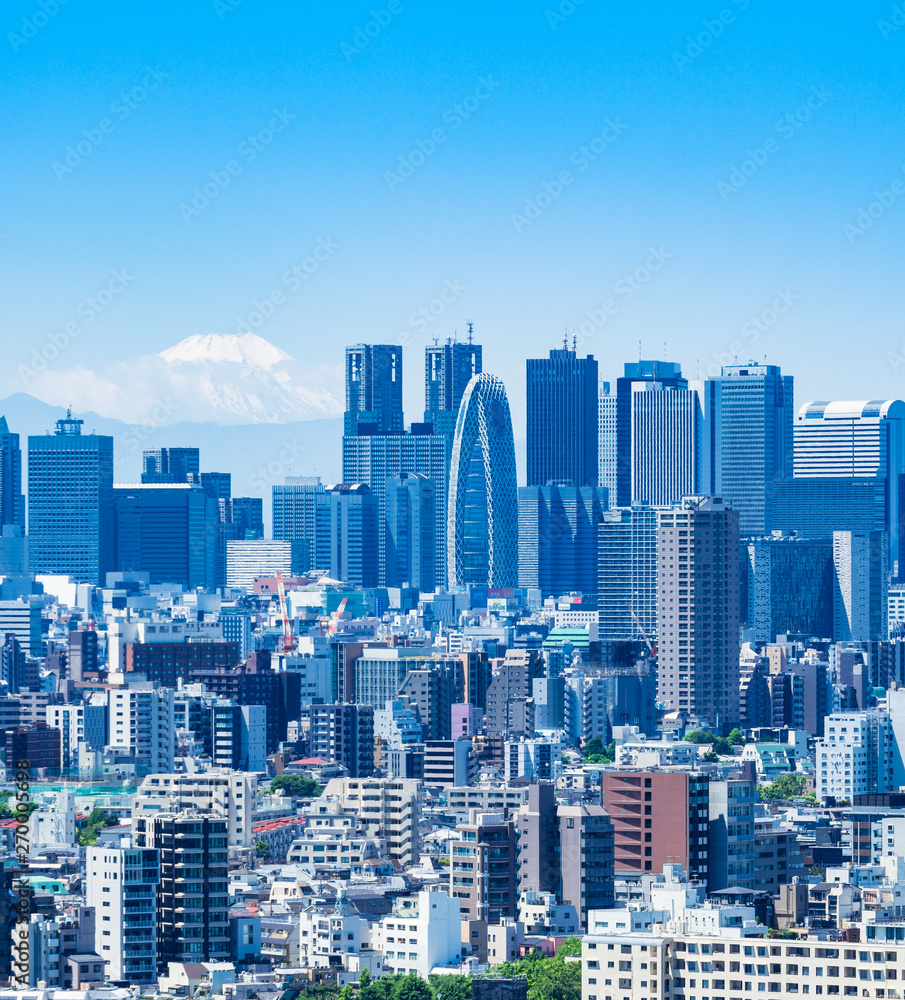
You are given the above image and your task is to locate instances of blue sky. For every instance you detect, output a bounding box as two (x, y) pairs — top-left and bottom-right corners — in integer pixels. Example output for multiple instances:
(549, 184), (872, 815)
(3, 0), (905, 437)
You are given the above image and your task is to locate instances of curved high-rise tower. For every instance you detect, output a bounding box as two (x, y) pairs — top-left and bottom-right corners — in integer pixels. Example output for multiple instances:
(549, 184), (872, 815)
(447, 373), (518, 588)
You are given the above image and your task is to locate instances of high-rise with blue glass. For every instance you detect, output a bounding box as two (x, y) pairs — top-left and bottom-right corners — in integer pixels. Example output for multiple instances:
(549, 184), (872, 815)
(718, 363), (794, 536)
(448, 373), (518, 588)
(527, 345), (598, 488)
(28, 411), (114, 585)
(344, 344), (404, 436)
(424, 333), (482, 440)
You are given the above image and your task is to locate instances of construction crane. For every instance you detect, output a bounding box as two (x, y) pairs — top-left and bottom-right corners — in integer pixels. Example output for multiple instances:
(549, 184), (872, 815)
(630, 607), (656, 657)
(276, 571), (294, 653)
(326, 597), (348, 637)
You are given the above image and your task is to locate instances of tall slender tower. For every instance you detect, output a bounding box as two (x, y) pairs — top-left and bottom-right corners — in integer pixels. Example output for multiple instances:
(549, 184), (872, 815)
(447, 373), (518, 588)
(0, 417), (24, 531)
(656, 495), (741, 731)
(526, 343), (598, 487)
(28, 411), (114, 585)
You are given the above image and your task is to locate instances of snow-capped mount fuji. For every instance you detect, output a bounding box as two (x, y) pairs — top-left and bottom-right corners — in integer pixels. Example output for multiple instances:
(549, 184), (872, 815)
(20, 332), (343, 426)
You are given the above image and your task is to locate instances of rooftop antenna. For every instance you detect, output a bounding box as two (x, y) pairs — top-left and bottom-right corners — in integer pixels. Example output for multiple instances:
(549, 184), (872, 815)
(696, 358), (701, 379)
(638, 340), (642, 361)
(563, 329), (568, 351)
(466, 320), (474, 344)
(432, 337), (439, 345)
(664, 340), (667, 360)
(572, 334), (577, 352)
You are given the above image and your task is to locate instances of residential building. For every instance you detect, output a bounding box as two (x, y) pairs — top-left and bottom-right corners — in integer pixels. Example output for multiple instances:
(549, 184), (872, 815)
(136, 813), (230, 966)
(601, 770), (710, 880)
(106, 682), (175, 774)
(302, 702), (375, 777)
(816, 711), (895, 802)
(211, 702), (267, 772)
(131, 770), (257, 848)
(656, 496), (741, 730)
(28, 411), (114, 584)
(450, 810), (518, 921)
(707, 777), (757, 891)
(322, 776), (422, 866)
(0, 599), (43, 658)
(375, 889), (462, 978)
(558, 803), (615, 927)
(46, 702), (106, 769)
(504, 736), (561, 782)
(86, 838), (159, 984)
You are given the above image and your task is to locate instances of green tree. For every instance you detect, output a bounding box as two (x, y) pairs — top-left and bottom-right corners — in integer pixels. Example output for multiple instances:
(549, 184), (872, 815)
(556, 937), (582, 957)
(76, 808), (118, 847)
(759, 774), (808, 802)
(429, 974), (472, 1000)
(269, 774), (322, 797)
(254, 840), (271, 858)
(683, 729), (714, 744)
(727, 727), (746, 746)
(393, 971), (432, 1000)
(583, 736), (605, 757)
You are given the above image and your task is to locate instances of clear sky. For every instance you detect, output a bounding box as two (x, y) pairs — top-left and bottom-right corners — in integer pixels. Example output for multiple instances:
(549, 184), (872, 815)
(4, 0), (905, 438)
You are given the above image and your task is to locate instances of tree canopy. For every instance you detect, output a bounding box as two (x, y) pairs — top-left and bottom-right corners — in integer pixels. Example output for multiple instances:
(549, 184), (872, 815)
(269, 774), (322, 797)
(759, 774), (815, 803)
(77, 808), (118, 847)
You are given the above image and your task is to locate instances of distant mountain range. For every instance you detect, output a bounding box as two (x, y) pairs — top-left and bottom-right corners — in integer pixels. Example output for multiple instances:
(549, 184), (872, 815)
(18, 332), (344, 425)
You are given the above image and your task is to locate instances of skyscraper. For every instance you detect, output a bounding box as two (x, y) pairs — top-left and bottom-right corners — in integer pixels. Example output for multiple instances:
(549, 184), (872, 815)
(28, 411), (114, 585)
(345, 344), (404, 436)
(343, 343), (449, 586)
(656, 495), (741, 731)
(518, 484), (608, 597)
(272, 476), (329, 573)
(343, 432), (448, 587)
(598, 382), (616, 497)
(833, 529), (889, 642)
(616, 361), (687, 506)
(526, 345), (598, 487)
(790, 399), (905, 579)
(325, 483), (379, 587)
(112, 483), (212, 588)
(424, 333), (482, 439)
(141, 447), (200, 484)
(597, 506), (659, 643)
(447, 373), (518, 588)
(717, 363), (794, 535)
(384, 472), (436, 592)
(0, 416), (25, 530)
(630, 379), (719, 506)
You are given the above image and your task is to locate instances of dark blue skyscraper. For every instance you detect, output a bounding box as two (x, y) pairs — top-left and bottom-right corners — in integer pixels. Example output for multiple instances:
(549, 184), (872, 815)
(28, 411), (114, 585)
(272, 476), (329, 573)
(424, 332), (482, 439)
(527, 345), (598, 488)
(345, 344), (404, 436)
(0, 417), (25, 531)
(141, 447), (200, 484)
(615, 361), (687, 506)
(112, 483), (212, 588)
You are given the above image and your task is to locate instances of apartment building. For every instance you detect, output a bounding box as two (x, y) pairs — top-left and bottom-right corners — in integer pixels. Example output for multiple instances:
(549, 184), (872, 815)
(322, 776), (422, 866)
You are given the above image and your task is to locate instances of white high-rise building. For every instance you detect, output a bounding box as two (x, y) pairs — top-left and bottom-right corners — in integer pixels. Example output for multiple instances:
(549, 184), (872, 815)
(598, 382), (616, 500)
(815, 711), (894, 802)
(322, 776), (422, 866)
(46, 703), (106, 769)
(630, 380), (719, 507)
(833, 529), (889, 641)
(131, 770), (257, 847)
(86, 838), (159, 984)
(374, 889), (462, 977)
(106, 682), (175, 773)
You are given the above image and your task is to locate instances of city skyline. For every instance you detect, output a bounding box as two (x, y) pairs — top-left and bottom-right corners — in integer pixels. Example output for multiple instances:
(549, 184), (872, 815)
(5, 3), (905, 442)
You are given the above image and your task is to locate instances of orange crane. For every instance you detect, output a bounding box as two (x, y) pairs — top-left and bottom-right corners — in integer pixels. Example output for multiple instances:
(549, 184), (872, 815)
(326, 597), (348, 637)
(276, 572), (294, 653)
